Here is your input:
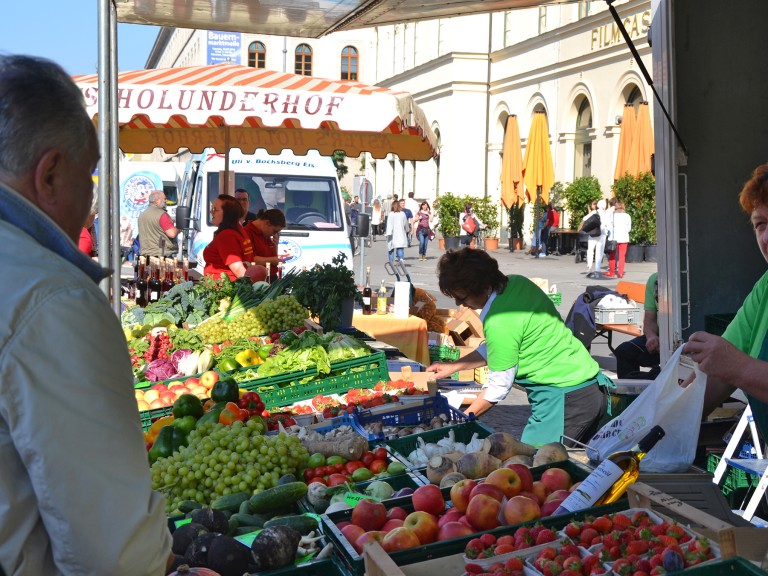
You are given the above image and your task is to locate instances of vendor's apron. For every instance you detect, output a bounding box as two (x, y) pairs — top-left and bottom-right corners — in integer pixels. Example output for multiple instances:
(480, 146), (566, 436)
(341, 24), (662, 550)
(517, 372), (615, 446)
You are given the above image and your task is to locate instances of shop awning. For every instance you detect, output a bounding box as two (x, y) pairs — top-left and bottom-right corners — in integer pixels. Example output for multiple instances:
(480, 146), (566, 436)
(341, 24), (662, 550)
(74, 64), (437, 160)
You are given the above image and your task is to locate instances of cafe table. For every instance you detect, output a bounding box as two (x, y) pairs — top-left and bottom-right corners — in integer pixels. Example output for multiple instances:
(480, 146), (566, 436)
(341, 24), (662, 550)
(351, 311), (430, 366)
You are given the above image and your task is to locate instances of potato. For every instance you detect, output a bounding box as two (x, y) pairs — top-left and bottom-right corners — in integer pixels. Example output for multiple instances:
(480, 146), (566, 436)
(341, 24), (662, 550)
(501, 454), (533, 467)
(485, 432), (537, 460)
(455, 452), (501, 479)
(532, 442), (570, 467)
(427, 455), (457, 485)
(439, 472), (467, 489)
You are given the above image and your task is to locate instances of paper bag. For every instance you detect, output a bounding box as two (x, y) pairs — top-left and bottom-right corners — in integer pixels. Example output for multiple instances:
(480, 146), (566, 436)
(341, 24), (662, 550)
(393, 281), (411, 319)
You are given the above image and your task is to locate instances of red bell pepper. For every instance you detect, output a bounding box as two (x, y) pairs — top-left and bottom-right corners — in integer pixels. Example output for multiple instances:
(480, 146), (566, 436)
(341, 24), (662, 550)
(238, 391), (266, 416)
(219, 401), (248, 425)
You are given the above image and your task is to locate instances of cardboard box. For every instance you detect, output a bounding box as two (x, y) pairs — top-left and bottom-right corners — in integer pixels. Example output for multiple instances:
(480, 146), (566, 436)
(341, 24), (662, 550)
(388, 370), (431, 389)
(446, 308), (484, 345)
(455, 345), (477, 381)
(427, 331), (453, 346)
(463, 336), (485, 349)
(529, 277), (549, 293)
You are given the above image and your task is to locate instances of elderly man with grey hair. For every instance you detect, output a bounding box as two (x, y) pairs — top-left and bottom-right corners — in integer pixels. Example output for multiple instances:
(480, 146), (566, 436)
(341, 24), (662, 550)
(0, 55), (172, 574)
(137, 188), (178, 256)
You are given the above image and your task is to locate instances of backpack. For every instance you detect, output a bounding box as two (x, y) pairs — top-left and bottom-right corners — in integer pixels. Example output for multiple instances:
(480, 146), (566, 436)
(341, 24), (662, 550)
(461, 214), (477, 234)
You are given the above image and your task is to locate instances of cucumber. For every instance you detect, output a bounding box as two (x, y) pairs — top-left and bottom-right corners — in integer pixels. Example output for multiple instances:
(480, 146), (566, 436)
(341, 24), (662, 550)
(238, 500), (253, 515)
(211, 491), (252, 512)
(230, 513), (268, 529)
(228, 516), (239, 535)
(263, 514), (319, 535)
(178, 500), (203, 513)
(277, 474), (297, 485)
(249, 482), (308, 514)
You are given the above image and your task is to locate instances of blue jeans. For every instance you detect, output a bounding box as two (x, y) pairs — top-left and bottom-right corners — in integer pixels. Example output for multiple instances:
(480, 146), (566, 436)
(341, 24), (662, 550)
(417, 227), (430, 256)
(388, 247), (404, 262)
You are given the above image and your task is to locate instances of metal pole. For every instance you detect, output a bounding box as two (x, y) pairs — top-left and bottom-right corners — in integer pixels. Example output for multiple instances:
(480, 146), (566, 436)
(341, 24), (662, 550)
(97, 0), (112, 299)
(109, 5), (121, 315)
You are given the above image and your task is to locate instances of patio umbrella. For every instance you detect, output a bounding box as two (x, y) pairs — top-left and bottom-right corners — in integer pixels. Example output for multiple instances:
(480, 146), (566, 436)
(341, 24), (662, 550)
(625, 101), (654, 176)
(613, 102), (637, 181)
(523, 110), (555, 205)
(500, 114), (524, 209)
(74, 64), (437, 160)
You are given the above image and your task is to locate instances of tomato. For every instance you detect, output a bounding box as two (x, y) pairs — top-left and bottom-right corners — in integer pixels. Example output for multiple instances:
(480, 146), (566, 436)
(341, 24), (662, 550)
(327, 473), (349, 487)
(308, 477), (326, 485)
(303, 468), (317, 482)
(332, 463), (345, 474)
(345, 461), (364, 475)
(373, 447), (388, 461)
(361, 452), (375, 466)
(369, 459), (388, 474)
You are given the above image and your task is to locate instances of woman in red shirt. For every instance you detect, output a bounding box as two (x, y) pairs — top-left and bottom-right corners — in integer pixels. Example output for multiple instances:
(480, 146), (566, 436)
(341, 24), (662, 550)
(246, 209), (286, 279)
(203, 195), (256, 281)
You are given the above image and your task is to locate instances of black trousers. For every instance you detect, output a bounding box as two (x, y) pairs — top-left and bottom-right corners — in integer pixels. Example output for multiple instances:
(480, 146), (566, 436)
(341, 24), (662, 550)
(562, 382), (608, 447)
(614, 335), (661, 379)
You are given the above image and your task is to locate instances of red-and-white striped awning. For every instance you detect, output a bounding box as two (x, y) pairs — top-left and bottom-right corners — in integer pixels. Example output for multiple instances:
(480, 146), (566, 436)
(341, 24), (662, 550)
(74, 64), (437, 160)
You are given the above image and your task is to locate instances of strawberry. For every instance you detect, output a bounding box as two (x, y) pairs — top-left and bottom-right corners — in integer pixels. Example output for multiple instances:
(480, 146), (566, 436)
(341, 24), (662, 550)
(480, 533), (497, 548)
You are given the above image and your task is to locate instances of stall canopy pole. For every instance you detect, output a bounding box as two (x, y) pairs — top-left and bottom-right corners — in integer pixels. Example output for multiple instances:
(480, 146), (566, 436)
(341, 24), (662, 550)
(97, 0), (113, 301)
(109, 4), (121, 315)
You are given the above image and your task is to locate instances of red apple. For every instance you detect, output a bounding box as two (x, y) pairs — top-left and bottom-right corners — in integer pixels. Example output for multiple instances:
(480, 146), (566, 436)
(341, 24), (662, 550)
(545, 489), (571, 503)
(337, 521), (351, 530)
(540, 468), (572, 492)
(381, 518), (404, 533)
(386, 506), (409, 522)
(437, 508), (463, 528)
(507, 463), (534, 492)
(569, 481), (582, 493)
(540, 499), (565, 518)
(199, 370), (219, 390)
(351, 499), (388, 531)
(502, 495), (541, 525)
(458, 514), (472, 528)
(381, 527), (421, 552)
(465, 494), (502, 531)
(184, 377), (200, 388)
(449, 479), (477, 513)
(485, 468), (523, 499)
(403, 511), (439, 545)
(412, 484), (446, 516)
(530, 481), (550, 504)
(438, 521), (474, 541)
(469, 482), (505, 503)
(341, 524), (365, 549)
(354, 531), (385, 554)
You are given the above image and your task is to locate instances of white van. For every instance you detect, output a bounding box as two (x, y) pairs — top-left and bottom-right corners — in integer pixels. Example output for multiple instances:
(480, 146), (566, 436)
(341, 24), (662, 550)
(178, 149), (353, 274)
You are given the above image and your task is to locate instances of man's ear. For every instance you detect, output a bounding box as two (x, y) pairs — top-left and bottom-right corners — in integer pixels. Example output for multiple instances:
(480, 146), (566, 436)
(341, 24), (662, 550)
(32, 148), (64, 209)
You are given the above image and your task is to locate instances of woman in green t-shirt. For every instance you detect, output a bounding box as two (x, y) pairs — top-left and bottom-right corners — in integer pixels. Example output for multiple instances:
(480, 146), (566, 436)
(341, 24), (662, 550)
(426, 248), (613, 446)
(685, 163), (768, 441)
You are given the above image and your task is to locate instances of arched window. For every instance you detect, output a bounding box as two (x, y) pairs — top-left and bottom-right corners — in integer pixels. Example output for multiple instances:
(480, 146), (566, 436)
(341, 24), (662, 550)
(341, 46), (358, 80)
(575, 98), (593, 178)
(248, 42), (266, 69)
(295, 44), (312, 76)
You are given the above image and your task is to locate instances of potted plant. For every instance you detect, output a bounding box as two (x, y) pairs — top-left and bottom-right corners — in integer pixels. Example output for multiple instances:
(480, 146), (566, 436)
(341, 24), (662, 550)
(563, 176), (603, 229)
(613, 172), (656, 262)
(434, 192), (463, 250)
(473, 196), (500, 250)
(508, 202), (526, 251)
(289, 252), (360, 330)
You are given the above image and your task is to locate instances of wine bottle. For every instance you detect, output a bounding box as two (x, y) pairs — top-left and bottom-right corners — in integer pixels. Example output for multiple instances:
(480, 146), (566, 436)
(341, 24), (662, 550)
(162, 258), (174, 293)
(377, 279), (387, 315)
(362, 266), (373, 315)
(136, 256), (148, 307)
(148, 258), (162, 303)
(265, 262), (271, 284)
(553, 425), (665, 515)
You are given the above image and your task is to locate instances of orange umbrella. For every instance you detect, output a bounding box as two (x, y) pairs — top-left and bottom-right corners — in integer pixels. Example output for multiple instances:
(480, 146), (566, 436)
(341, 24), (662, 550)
(613, 103), (637, 181)
(523, 110), (555, 204)
(500, 114), (524, 209)
(626, 101), (655, 176)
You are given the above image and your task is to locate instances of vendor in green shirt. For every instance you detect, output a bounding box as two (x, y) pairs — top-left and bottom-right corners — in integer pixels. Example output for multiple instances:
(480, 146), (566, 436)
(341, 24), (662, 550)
(685, 163), (768, 440)
(426, 248), (613, 446)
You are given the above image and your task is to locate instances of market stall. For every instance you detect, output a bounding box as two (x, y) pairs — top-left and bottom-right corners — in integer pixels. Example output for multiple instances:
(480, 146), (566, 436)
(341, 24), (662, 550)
(351, 312), (430, 366)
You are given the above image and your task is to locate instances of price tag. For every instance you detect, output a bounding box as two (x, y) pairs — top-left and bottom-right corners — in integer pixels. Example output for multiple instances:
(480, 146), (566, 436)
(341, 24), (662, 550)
(344, 492), (380, 506)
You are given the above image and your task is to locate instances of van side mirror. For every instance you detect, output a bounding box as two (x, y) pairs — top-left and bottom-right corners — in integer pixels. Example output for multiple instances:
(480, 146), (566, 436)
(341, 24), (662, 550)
(354, 213), (370, 238)
(176, 205), (192, 229)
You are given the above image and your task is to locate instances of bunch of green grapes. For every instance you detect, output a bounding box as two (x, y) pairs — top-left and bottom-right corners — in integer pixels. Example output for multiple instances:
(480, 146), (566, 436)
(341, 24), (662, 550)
(194, 296), (308, 344)
(150, 419), (309, 513)
(251, 295), (309, 334)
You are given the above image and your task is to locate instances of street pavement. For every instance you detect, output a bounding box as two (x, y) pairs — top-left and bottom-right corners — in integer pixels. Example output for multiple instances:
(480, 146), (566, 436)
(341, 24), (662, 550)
(351, 234), (657, 438)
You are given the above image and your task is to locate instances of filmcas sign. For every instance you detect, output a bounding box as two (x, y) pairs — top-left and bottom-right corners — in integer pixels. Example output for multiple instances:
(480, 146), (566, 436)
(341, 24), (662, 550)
(590, 10), (651, 51)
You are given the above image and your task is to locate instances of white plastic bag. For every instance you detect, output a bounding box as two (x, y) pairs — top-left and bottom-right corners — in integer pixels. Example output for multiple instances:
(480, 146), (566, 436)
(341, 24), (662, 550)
(587, 346), (705, 473)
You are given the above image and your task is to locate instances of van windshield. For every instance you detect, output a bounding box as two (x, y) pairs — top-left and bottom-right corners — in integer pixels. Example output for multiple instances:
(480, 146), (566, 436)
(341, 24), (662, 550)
(206, 172), (344, 230)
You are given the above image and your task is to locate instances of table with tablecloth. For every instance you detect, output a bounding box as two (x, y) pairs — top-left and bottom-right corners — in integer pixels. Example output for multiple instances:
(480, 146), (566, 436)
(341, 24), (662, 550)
(351, 312), (430, 366)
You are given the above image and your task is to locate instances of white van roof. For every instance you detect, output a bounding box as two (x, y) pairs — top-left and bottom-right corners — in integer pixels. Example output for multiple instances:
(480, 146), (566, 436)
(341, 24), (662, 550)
(202, 149), (338, 178)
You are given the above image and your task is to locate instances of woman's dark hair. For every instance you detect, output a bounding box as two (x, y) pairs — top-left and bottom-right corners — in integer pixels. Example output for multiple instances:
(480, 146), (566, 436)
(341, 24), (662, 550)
(255, 208), (286, 227)
(464, 202), (473, 212)
(214, 195), (244, 234)
(739, 163), (768, 214)
(437, 248), (508, 299)
(420, 201), (431, 211)
(391, 200), (401, 212)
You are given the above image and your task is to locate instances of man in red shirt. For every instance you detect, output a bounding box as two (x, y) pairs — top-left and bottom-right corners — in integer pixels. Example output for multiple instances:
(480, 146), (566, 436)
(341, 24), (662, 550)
(137, 190), (178, 256)
(539, 203), (559, 256)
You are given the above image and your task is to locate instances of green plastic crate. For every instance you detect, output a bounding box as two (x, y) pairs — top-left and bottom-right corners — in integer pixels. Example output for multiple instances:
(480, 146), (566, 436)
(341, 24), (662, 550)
(428, 344), (461, 379)
(383, 420), (495, 471)
(681, 557), (767, 576)
(707, 452), (756, 490)
(547, 292), (563, 306)
(321, 460), (620, 576)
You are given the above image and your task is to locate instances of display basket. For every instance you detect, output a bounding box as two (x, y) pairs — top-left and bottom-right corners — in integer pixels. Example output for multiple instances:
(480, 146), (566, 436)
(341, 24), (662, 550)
(594, 306), (641, 325)
(321, 460), (620, 576)
(383, 420), (495, 471)
(429, 344), (461, 379)
(354, 394), (473, 441)
(707, 452), (757, 490)
(547, 292), (563, 306)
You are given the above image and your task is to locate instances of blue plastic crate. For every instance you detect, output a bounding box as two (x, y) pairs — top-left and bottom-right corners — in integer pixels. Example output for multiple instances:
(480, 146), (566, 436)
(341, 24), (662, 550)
(386, 358), (424, 373)
(354, 394), (474, 441)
